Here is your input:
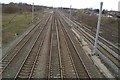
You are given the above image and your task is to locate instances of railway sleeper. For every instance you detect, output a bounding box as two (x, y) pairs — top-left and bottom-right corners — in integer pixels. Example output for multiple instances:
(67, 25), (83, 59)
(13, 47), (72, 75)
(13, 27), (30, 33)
(18, 75), (29, 78)
(22, 66), (32, 69)
(19, 72), (30, 76)
(21, 70), (31, 73)
(26, 60), (34, 63)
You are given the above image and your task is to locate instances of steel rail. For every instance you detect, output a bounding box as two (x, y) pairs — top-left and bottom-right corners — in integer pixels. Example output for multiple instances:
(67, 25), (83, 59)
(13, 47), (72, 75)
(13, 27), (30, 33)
(14, 14), (52, 79)
(48, 14), (54, 79)
(73, 26), (120, 68)
(57, 13), (91, 78)
(1, 14), (49, 61)
(0, 14), (51, 74)
(48, 13), (63, 79)
(55, 16), (64, 79)
(60, 12), (120, 68)
(73, 20), (120, 55)
(56, 15), (79, 79)
(60, 10), (119, 58)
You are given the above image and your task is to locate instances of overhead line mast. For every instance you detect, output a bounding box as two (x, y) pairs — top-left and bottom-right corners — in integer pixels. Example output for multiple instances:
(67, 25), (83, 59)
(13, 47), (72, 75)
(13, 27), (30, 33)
(69, 5), (72, 19)
(93, 2), (103, 55)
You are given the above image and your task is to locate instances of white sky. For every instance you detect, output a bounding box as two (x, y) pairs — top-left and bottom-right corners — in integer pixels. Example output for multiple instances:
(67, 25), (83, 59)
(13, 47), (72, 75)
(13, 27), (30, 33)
(1, 0), (120, 11)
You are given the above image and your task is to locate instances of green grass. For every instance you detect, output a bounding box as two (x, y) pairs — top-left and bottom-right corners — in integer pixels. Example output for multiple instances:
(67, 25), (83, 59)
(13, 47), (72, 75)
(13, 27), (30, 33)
(2, 12), (43, 45)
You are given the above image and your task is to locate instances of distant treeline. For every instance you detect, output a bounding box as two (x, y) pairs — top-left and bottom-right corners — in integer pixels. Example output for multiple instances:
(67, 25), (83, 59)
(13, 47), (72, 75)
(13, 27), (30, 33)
(2, 2), (48, 13)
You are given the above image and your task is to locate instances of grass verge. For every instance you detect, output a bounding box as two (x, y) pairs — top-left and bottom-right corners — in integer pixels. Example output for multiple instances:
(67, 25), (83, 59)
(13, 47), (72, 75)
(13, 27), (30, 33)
(2, 11), (43, 47)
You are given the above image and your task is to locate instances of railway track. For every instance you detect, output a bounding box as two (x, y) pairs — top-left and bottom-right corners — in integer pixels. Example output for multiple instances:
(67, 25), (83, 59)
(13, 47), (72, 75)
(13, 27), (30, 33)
(73, 20), (120, 56)
(58, 11), (120, 78)
(14, 13), (53, 79)
(76, 27), (120, 67)
(56, 14), (78, 78)
(57, 11), (103, 78)
(30, 13), (53, 78)
(67, 11), (119, 61)
(48, 12), (63, 79)
(48, 12), (91, 79)
(1, 10), (108, 79)
(61, 10), (119, 58)
(62, 10), (119, 55)
(73, 26), (120, 78)
(60, 11), (120, 67)
(1, 13), (52, 78)
(69, 18), (120, 68)
(2, 13), (50, 60)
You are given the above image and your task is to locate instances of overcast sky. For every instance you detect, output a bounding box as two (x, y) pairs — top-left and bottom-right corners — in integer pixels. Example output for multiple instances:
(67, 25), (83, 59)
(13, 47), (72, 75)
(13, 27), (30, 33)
(1, 0), (120, 11)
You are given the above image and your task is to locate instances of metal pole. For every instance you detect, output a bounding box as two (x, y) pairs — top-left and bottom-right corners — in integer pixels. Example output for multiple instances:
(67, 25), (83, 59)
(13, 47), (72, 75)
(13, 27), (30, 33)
(118, 1), (120, 11)
(0, 4), (2, 80)
(93, 2), (103, 55)
(69, 5), (72, 19)
(32, 3), (34, 23)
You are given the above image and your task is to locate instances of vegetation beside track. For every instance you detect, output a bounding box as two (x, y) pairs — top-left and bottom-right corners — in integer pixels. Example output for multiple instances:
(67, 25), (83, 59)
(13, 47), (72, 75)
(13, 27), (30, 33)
(2, 2), (45, 47)
(73, 10), (118, 46)
(2, 12), (43, 46)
